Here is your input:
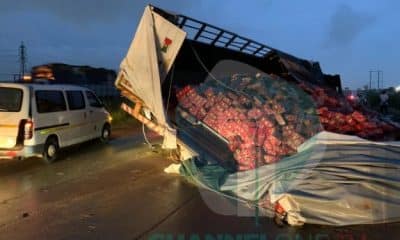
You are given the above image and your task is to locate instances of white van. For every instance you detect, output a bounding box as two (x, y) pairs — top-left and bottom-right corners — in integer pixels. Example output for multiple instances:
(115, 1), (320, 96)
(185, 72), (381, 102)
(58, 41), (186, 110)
(0, 83), (112, 163)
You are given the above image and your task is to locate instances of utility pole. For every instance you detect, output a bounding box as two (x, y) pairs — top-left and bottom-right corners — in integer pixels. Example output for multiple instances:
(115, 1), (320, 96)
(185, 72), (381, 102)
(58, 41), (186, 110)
(19, 42), (27, 80)
(369, 71), (372, 89)
(377, 70), (383, 89)
(369, 70), (383, 90)
(377, 71), (380, 89)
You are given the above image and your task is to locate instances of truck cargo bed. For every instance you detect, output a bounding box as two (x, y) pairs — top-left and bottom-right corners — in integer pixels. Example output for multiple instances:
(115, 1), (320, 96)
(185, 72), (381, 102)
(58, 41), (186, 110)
(175, 107), (236, 172)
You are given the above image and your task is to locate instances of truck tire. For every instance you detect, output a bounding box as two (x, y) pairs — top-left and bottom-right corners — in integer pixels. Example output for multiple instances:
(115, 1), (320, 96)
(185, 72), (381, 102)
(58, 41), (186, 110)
(43, 137), (59, 163)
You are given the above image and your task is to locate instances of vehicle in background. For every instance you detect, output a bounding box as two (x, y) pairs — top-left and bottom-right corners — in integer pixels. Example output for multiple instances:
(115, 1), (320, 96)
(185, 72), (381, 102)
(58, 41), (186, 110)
(0, 83), (112, 163)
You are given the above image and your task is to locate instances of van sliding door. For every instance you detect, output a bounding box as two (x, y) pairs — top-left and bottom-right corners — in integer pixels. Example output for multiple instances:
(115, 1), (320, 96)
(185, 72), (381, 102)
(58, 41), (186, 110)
(66, 91), (90, 143)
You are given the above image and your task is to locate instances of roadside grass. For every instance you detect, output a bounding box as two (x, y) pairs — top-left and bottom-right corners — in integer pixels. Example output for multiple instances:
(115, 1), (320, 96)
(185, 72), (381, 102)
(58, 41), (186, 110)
(100, 97), (140, 129)
(365, 90), (400, 120)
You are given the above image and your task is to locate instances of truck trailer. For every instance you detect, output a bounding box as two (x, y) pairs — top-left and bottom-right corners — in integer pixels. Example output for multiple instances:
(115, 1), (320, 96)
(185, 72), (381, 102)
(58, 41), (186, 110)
(115, 5), (400, 226)
(115, 5), (342, 161)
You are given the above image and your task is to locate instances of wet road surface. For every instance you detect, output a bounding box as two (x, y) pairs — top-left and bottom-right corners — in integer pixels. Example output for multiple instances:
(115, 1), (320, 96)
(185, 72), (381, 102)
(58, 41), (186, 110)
(0, 127), (399, 240)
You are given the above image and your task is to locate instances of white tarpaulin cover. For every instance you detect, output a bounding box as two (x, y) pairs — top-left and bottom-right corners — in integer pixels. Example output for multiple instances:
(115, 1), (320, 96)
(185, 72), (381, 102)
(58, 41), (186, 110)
(116, 6), (186, 149)
(180, 131), (400, 226)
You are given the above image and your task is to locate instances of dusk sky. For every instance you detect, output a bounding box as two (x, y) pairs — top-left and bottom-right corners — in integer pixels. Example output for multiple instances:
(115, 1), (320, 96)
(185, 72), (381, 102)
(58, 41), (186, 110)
(0, 0), (399, 89)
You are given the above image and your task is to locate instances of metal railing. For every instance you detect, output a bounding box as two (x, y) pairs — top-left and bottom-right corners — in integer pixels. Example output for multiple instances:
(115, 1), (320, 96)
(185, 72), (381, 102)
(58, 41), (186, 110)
(175, 14), (276, 58)
(151, 5), (282, 58)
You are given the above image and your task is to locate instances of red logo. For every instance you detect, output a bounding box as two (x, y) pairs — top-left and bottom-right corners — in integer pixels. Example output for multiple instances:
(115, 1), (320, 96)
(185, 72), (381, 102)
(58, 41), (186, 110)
(161, 37), (172, 52)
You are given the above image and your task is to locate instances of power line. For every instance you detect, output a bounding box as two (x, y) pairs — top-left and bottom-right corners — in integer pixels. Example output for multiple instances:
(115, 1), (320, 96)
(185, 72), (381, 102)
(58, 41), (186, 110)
(0, 50), (16, 53)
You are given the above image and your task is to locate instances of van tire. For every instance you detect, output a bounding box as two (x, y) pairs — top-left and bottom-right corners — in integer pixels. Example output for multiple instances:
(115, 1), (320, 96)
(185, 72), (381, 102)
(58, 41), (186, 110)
(100, 124), (111, 143)
(43, 137), (59, 163)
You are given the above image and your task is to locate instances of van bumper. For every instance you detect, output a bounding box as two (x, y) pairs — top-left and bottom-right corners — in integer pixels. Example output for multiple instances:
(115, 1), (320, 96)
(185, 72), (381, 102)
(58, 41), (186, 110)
(0, 144), (44, 160)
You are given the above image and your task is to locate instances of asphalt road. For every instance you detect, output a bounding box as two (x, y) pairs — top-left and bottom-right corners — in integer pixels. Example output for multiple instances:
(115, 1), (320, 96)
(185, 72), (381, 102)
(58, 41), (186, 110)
(0, 127), (399, 240)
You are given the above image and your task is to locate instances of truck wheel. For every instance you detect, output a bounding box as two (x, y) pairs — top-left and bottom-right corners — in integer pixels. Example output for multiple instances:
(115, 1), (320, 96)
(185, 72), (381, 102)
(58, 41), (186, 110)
(43, 137), (59, 163)
(100, 124), (111, 143)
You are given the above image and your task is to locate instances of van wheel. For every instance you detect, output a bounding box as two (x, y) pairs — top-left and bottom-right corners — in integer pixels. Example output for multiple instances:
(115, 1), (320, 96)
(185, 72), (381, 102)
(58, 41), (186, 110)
(43, 137), (59, 163)
(100, 124), (111, 143)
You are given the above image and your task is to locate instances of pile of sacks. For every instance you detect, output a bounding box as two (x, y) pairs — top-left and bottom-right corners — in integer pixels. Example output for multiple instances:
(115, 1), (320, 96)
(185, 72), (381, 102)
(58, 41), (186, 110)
(176, 73), (398, 171)
(298, 81), (396, 139)
(176, 73), (321, 171)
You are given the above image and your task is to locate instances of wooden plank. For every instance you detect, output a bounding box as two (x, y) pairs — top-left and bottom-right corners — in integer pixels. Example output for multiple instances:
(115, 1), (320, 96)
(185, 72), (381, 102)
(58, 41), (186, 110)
(121, 103), (166, 136)
(121, 90), (144, 105)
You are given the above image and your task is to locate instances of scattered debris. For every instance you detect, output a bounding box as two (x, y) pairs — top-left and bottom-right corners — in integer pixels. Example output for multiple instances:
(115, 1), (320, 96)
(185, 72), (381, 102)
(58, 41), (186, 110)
(164, 163), (182, 174)
(88, 225), (96, 232)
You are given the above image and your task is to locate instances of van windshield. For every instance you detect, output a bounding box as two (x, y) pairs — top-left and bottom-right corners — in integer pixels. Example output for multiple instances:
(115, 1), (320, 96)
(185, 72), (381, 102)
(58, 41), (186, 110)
(0, 87), (23, 112)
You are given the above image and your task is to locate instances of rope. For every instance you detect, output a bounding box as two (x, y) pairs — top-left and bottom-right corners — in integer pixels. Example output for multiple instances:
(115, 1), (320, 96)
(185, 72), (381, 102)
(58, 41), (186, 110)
(165, 64), (175, 112)
(142, 122), (153, 149)
(189, 43), (251, 98)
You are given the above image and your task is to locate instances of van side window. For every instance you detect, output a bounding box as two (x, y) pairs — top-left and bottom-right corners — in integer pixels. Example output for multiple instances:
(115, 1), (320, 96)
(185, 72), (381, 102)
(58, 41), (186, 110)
(36, 90), (67, 113)
(0, 87), (23, 112)
(66, 91), (85, 110)
(85, 91), (103, 108)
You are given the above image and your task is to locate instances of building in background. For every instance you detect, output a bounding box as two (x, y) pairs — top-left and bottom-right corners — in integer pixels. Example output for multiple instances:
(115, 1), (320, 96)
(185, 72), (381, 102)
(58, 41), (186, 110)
(31, 63), (119, 98)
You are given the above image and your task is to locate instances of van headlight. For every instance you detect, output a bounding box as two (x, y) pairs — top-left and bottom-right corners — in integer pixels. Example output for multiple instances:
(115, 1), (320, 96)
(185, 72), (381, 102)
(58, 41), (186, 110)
(108, 114), (113, 123)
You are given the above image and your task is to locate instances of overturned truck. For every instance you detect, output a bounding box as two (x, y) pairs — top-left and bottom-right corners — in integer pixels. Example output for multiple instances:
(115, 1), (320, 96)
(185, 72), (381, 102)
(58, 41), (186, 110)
(116, 5), (400, 226)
